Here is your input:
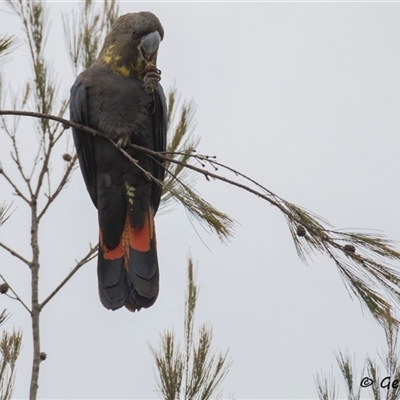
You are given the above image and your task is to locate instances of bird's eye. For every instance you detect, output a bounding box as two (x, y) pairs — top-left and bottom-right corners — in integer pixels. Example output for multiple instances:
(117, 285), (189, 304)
(131, 30), (136, 35)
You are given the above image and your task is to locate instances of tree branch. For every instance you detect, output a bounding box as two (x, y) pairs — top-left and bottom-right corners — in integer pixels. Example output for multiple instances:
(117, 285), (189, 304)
(40, 244), (98, 310)
(0, 168), (30, 204)
(0, 242), (31, 267)
(38, 154), (78, 220)
(0, 113), (34, 192)
(2, 109), (400, 325)
(0, 110), (285, 210)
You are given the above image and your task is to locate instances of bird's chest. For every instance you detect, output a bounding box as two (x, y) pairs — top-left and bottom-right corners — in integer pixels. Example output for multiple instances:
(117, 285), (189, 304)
(89, 76), (154, 146)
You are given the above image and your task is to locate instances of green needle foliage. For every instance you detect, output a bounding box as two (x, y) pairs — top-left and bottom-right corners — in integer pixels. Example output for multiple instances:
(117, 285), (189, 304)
(0, 311), (22, 400)
(63, 0), (119, 74)
(160, 90), (235, 242)
(0, 31), (21, 400)
(284, 199), (400, 326)
(0, 203), (13, 228)
(149, 258), (232, 400)
(0, 35), (16, 64)
(160, 91), (199, 210)
(315, 370), (337, 400)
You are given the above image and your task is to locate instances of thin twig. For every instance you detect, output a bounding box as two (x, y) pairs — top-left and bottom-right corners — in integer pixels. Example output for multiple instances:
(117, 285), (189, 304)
(0, 168), (30, 203)
(10, 132), (33, 195)
(0, 110), (285, 209)
(0, 109), (99, 135)
(38, 154), (78, 220)
(33, 133), (54, 199)
(1, 114), (33, 194)
(0, 242), (31, 266)
(40, 244), (98, 310)
(116, 145), (153, 180)
(0, 110), (286, 211)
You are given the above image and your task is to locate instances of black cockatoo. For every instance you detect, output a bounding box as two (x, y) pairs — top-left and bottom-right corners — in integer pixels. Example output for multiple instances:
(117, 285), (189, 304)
(70, 12), (167, 312)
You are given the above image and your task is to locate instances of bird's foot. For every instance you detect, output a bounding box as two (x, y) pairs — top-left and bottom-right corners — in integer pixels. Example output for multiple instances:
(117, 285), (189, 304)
(144, 65), (161, 94)
(116, 136), (130, 148)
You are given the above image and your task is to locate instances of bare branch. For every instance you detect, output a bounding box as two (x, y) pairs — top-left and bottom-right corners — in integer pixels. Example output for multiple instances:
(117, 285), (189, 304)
(33, 134), (54, 199)
(38, 154), (78, 220)
(0, 242), (31, 267)
(9, 131), (33, 195)
(117, 145), (153, 180)
(0, 110), (285, 210)
(40, 244), (98, 310)
(0, 168), (30, 204)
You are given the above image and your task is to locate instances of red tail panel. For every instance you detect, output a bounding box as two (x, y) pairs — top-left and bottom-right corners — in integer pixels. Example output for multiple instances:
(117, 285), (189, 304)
(130, 210), (154, 252)
(99, 223), (129, 268)
(100, 208), (155, 267)
(100, 230), (122, 260)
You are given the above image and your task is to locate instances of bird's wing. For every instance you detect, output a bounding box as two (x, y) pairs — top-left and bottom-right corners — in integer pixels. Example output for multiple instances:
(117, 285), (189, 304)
(70, 73), (98, 207)
(151, 85), (167, 215)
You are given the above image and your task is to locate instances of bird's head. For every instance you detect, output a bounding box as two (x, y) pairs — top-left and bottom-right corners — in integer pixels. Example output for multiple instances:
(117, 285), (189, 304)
(98, 12), (164, 80)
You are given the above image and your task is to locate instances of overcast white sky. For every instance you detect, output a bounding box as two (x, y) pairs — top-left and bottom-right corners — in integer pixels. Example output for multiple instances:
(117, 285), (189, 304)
(1, 1), (400, 399)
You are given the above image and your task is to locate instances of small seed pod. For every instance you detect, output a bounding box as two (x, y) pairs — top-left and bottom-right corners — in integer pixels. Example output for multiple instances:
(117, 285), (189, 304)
(40, 352), (47, 361)
(0, 283), (9, 294)
(296, 225), (306, 237)
(62, 153), (72, 162)
(344, 244), (356, 253)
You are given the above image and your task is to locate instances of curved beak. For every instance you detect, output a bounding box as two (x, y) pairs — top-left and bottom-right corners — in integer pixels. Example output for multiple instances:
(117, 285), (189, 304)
(140, 31), (161, 62)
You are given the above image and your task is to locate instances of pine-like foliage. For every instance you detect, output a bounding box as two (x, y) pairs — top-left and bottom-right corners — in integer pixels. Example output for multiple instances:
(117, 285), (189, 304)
(149, 258), (232, 400)
(0, 27), (22, 400)
(159, 90), (234, 241)
(0, 311), (22, 400)
(0, 35), (15, 65)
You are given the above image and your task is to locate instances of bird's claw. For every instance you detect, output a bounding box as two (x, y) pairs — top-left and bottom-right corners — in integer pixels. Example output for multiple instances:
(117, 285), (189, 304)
(116, 137), (130, 148)
(144, 65), (161, 94)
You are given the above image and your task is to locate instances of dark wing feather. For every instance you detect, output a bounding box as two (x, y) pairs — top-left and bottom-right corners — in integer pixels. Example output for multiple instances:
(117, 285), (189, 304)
(151, 85), (167, 214)
(70, 73), (98, 207)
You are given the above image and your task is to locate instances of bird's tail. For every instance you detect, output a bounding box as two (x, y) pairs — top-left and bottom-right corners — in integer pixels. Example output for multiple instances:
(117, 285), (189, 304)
(97, 206), (159, 312)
